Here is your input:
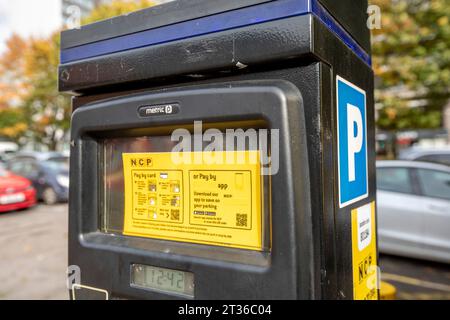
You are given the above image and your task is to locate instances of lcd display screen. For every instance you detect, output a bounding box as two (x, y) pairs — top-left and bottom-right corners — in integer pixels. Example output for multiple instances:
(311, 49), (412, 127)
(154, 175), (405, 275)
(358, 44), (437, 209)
(131, 264), (194, 297)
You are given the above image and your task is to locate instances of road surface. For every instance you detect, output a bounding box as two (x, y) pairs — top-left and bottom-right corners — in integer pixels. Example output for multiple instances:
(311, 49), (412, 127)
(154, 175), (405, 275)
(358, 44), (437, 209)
(0, 204), (68, 300)
(0, 204), (449, 300)
(380, 254), (450, 300)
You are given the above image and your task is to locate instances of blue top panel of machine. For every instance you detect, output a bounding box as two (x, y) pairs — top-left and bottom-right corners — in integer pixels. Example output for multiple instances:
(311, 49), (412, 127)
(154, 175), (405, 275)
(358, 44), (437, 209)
(60, 0), (371, 66)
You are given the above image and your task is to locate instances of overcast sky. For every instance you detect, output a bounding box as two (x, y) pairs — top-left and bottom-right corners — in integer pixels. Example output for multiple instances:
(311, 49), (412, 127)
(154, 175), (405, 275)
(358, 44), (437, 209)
(0, 0), (62, 53)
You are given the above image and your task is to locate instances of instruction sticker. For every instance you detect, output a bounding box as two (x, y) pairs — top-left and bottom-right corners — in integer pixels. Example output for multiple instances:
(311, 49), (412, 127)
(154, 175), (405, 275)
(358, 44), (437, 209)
(122, 152), (264, 251)
(351, 202), (379, 300)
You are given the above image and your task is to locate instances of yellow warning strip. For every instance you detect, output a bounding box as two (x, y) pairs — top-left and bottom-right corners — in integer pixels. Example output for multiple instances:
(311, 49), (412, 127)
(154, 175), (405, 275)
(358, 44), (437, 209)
(382, 273), (450, 292)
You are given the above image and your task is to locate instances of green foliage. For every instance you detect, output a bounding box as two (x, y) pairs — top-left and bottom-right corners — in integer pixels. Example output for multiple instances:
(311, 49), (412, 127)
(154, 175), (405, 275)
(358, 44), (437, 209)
(0, 109), (27, 141)
(377, 105), (441, 130)
(372, 0), (450, 130)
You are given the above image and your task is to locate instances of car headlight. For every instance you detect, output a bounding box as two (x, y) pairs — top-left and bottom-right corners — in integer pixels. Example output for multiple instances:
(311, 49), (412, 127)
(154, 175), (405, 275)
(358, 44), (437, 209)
(56, 175), (70, 189)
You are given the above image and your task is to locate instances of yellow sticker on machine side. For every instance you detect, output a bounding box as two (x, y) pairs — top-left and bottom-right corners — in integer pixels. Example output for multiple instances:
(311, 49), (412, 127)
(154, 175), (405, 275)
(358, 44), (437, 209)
(122, 151), (263, 251)
(351, 202), (379, 300)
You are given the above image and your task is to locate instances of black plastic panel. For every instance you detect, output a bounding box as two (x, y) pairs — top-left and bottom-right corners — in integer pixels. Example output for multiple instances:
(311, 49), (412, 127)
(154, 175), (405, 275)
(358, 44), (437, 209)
(69, 80), (313, 299)
(319, 0), (371, 53)
(61, 0), (273, 50)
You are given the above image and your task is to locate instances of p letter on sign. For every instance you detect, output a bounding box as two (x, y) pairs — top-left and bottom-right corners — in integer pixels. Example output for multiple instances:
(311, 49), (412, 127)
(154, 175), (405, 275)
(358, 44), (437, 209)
(337, 76), (368, 208)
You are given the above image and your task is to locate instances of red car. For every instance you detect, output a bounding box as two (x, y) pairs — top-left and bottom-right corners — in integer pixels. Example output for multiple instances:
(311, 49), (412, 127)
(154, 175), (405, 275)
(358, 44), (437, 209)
(0, 166), (36, 213)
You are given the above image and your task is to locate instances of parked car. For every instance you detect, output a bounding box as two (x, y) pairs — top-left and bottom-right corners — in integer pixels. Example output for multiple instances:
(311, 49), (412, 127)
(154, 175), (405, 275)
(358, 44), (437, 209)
(10, 151), (69, 164)
(376, 160), (450, 263)
(5, 153), (69, 205)
(398, 146), (450, 166)
(0, 150), (18, 164)
(0, 164), (36, 213)
(0, 139), (19, 154)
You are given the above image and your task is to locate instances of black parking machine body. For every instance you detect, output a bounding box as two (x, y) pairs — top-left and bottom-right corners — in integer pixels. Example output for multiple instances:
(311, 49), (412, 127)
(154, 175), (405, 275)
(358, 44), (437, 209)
(59, 0), (378, 300)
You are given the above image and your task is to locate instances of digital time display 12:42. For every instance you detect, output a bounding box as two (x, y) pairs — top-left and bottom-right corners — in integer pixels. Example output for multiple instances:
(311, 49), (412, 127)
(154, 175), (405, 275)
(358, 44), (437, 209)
(131, 264), (194, 297)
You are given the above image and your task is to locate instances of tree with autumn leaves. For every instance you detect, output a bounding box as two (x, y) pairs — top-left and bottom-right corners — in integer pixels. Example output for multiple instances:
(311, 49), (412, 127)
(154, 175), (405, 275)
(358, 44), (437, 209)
(0, 34), (29, 142)
(0, 0), (154, 150)
(0, 0), (449, 149)
(371, 0), (450, 130)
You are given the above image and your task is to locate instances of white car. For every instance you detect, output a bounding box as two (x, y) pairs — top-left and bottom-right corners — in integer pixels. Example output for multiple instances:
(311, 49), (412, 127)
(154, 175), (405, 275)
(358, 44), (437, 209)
(377, 160), (450, 263)
(398, 146), (450, 166)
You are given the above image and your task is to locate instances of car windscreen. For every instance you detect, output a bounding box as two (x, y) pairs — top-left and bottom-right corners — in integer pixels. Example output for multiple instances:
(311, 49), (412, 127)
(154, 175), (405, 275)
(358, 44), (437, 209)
(47, 156), (69, 165)
(41, 161), (69, 173)
(416, 154), (450, 166)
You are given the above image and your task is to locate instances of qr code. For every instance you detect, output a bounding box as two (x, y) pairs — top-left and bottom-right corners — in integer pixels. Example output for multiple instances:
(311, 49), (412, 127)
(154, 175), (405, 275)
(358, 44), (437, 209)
(171, 210), (180, 221)
(236, 214), (248, 227)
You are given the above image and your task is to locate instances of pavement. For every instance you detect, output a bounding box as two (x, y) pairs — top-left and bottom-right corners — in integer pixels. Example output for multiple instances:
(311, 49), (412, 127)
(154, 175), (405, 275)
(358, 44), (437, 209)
(380, 254), (450, 300)
(0, 204), (68, 300)
(0, 204), (449, 300)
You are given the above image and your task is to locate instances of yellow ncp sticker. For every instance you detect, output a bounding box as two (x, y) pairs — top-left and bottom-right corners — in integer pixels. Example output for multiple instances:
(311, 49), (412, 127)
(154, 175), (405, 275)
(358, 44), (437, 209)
(122, 151), (264, 251)
(351, 202), (379, 300)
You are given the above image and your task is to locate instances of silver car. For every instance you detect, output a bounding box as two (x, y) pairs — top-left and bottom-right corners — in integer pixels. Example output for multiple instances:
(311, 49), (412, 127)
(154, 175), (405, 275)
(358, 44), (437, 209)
(377, 160), (450, 263)
(398, 146), (450, 166)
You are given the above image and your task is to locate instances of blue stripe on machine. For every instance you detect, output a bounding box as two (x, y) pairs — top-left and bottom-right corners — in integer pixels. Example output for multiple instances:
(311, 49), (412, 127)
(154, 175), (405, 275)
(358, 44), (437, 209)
(60, 0), (371, 66)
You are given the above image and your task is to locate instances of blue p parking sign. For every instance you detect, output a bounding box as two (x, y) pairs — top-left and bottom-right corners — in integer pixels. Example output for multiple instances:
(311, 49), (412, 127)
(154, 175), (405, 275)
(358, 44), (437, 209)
(337, 76), (368, 208)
